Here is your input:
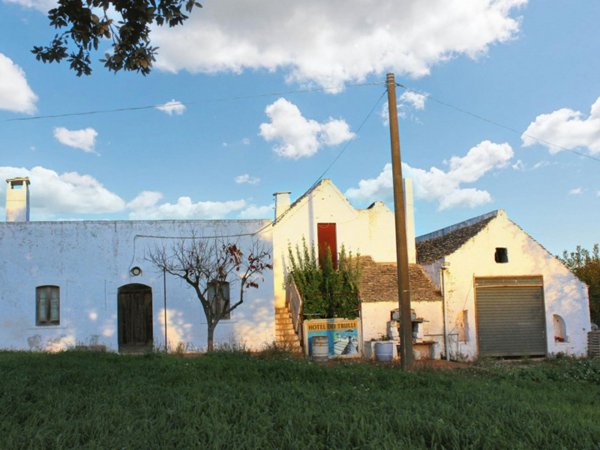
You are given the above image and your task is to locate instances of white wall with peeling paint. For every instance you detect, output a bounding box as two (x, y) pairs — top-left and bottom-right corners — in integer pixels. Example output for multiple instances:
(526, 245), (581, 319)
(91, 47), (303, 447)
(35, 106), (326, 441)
(0, 220), (274, 352)
(421, 211), (591, 360)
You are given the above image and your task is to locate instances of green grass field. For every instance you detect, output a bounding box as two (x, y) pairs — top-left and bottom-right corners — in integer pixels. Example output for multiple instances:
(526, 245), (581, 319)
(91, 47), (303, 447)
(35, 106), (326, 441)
(0, 351), (599, 449)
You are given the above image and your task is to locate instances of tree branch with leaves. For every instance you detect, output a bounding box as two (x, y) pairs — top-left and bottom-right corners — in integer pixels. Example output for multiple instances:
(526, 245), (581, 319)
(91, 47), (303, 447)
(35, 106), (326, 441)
(147, 235), (272, 351)
(33, 0), (202, 76)
(560, 244), (600, 326)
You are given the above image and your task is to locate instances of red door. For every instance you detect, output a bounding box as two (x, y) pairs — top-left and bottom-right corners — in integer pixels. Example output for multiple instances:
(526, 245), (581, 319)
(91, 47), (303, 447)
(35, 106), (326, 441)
(317, 223), (337, 268)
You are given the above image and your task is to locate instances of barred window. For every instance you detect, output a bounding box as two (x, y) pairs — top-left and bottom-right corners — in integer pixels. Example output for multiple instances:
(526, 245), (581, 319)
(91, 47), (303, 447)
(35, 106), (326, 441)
(36, 285), (60, 326)
(208, 281), (230, 320)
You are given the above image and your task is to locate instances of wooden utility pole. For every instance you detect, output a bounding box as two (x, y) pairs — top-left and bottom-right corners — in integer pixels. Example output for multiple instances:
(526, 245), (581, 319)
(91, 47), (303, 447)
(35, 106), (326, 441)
(386, 73), (414, 370)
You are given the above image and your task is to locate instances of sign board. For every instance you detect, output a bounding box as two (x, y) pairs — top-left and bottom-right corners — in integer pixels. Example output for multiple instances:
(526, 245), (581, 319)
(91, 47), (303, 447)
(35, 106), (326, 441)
(303, 318), (362, 358)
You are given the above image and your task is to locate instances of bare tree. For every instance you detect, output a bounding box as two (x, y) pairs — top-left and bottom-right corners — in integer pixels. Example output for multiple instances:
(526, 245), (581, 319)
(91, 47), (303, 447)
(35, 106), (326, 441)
(148, 235), (272, 351)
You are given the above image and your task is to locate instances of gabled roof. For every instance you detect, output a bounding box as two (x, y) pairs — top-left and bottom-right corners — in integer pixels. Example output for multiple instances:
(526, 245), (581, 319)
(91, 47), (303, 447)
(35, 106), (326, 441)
(273, 178), (358, 225)
(416, 211), (499, 265)
(359, 256), (442, 302)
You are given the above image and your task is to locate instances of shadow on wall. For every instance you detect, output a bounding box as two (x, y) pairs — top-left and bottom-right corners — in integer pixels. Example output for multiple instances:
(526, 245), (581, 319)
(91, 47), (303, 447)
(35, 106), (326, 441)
(158, 308), (195, 351)
(26, 308), (118, 352)
(517, 237), (588, 316)
(232, 297), (275, 350)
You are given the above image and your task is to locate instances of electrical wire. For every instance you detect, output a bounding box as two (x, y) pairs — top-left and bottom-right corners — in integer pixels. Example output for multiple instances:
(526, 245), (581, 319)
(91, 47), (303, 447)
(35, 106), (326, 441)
(396, 82), (600, 164)
(3, 81), (383, 123)
(129, 87), (388, 263)
(309, 89), (387, 188)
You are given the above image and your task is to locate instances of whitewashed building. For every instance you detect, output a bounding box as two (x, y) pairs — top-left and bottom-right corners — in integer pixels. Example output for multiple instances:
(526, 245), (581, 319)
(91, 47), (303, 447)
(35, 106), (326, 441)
(0, 177), (591, 358)
(416, 210), (591, 359)
(271, 180), (591, 360)
(0, 178), (274, 352)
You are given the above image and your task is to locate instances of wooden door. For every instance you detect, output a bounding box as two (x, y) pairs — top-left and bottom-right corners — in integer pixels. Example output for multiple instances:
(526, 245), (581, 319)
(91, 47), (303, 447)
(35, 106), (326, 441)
(118, 284), (153, 352)
(317, 223), (337, 268)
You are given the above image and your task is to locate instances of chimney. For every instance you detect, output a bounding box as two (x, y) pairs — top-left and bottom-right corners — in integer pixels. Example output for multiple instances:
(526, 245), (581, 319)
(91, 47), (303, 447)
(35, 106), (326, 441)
(273, 192), (291, 221)
(6, 177), (30, 222)
(404, 178), (416, 264)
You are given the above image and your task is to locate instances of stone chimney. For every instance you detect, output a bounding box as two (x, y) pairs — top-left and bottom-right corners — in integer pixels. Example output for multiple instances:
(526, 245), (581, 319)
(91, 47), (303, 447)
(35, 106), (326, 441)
(273, 192), (291, 222)
(6, 177), (30, 222)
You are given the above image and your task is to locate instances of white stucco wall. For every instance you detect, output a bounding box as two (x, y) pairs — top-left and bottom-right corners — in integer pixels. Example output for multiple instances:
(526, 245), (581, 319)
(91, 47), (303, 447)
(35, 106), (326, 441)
(0, 220), (274, 352)
(360, 300), (444, 358)
(423, 211), (590, 360)
(272, 180), (414, 307)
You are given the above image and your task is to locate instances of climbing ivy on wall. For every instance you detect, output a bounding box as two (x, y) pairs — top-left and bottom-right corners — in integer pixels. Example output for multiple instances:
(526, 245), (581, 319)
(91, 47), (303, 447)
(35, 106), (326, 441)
(288, 239), (361, 319)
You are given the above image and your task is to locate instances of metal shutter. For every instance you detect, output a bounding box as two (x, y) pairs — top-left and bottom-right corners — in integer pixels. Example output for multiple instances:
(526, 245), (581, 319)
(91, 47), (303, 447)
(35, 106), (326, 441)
(475, 277), (547, 357)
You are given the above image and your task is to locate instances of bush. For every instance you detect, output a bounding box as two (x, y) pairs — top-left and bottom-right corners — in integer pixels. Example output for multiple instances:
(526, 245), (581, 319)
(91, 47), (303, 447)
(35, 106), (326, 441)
(288, 239), (361, 319)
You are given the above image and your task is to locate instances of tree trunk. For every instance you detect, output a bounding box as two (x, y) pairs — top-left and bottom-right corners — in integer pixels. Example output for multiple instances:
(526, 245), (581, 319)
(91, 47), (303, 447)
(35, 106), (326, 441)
(207, 323), (215, 352)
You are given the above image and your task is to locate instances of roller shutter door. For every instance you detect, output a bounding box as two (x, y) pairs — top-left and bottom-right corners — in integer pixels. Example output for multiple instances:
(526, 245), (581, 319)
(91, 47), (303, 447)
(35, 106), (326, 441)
(475, 277), (547, 357)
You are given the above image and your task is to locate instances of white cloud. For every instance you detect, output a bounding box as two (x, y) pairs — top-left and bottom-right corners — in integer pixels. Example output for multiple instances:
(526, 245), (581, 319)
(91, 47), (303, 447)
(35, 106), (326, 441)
(346, 140), (514, 210)
(568, 187), (583, 196)
(400, 91), (427, 110)
(126, 191), (164, 210)
(235, 174), (260, 185)
(153, 0), (525, 91)
(522, 96), (600, 155)
(381, 91), (428, 124)
(512, 160), (525, 171)
(242, 138), (250, 145)
(156, 99), (186, 115)
(2, 0), (55, 13)
(127, 192), (247, 219)
(259, 98), (354, 159)
(53, 127), (98, 153)
(0, 166), (125, 218)
(238, 204), (273, 219)
(0, 53), (38, 114)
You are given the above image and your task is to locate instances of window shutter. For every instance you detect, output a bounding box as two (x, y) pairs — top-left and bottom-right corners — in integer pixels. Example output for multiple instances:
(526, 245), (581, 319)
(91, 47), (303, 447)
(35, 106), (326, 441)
(38, 290), (47, 323)
(50, 289), (59, 322)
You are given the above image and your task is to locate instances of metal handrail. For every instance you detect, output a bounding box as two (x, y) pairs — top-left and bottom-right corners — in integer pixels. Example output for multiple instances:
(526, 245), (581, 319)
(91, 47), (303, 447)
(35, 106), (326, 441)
(286, 276), (304, 342)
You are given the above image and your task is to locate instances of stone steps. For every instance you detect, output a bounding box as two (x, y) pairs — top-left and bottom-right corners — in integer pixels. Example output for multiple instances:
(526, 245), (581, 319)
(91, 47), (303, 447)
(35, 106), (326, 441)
(274, 305), (303, 353)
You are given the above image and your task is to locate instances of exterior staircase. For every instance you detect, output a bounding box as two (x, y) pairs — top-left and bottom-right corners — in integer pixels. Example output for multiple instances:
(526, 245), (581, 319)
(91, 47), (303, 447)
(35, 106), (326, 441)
(275, 306), (303, 353)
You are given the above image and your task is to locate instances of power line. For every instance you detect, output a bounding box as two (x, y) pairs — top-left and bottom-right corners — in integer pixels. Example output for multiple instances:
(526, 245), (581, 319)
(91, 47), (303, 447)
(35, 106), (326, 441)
(396, 82), (600, 164)
(310, 88), (388, 187)
(129, 88), (388, 258)
(3, 81), (383, 123)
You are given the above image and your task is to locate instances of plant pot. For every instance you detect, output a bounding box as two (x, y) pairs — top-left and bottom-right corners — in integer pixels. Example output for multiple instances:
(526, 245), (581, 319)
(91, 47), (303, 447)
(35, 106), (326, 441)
(374, 341), (394, 361)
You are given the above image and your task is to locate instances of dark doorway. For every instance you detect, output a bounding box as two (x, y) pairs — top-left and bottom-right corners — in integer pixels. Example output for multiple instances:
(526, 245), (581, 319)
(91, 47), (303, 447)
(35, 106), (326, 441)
(118, 284), (153, 352)
(317, 223), (337, 268)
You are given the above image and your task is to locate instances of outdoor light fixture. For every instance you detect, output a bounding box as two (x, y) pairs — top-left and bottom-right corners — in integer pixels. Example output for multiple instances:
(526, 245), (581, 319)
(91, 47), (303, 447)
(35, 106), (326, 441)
(130, 266), (142, 276)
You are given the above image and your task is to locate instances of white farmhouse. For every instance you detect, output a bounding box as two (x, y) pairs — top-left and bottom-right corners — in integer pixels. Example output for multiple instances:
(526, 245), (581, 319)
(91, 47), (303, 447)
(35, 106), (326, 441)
(0, 176), (591, 359)
(0, 178), (274, 352)
(416, 210), (591, 359)
(271, 180), (591, 360)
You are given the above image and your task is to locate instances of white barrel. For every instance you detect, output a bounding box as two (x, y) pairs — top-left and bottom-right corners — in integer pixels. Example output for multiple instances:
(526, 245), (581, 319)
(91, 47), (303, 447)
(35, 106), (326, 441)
(374, 341), (394, 361)
(311, 336), (329, 361)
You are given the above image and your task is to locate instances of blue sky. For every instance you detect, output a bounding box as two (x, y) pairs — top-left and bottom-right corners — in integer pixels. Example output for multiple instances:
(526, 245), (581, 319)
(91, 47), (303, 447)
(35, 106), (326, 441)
(1, 0), (599, 255)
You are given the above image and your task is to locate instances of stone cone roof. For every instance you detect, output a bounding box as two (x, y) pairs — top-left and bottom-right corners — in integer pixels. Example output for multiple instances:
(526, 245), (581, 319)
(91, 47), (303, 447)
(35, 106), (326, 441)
(416, 211), (498, 265)
(358, 256), (442, 303)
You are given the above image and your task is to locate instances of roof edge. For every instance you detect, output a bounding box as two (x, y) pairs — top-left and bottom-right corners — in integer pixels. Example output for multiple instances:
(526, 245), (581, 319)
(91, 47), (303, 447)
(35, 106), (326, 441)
(416, 210), (501, 243)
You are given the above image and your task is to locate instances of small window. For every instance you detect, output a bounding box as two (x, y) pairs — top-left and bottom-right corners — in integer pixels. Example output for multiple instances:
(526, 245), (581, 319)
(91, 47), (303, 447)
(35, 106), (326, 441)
(494, 247), (508, 263)
(208, 281), (230, 320)
(553, 314), (567, 343)
(36, 285), (60, 326)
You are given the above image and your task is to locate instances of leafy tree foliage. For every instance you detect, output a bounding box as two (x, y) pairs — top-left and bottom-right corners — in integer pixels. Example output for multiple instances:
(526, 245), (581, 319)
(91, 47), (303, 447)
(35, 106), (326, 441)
(288, 239), (361, 319)
(560, 244), (600, 325)
(148, 235), (271, 351)
(32, 0), (201, 76)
